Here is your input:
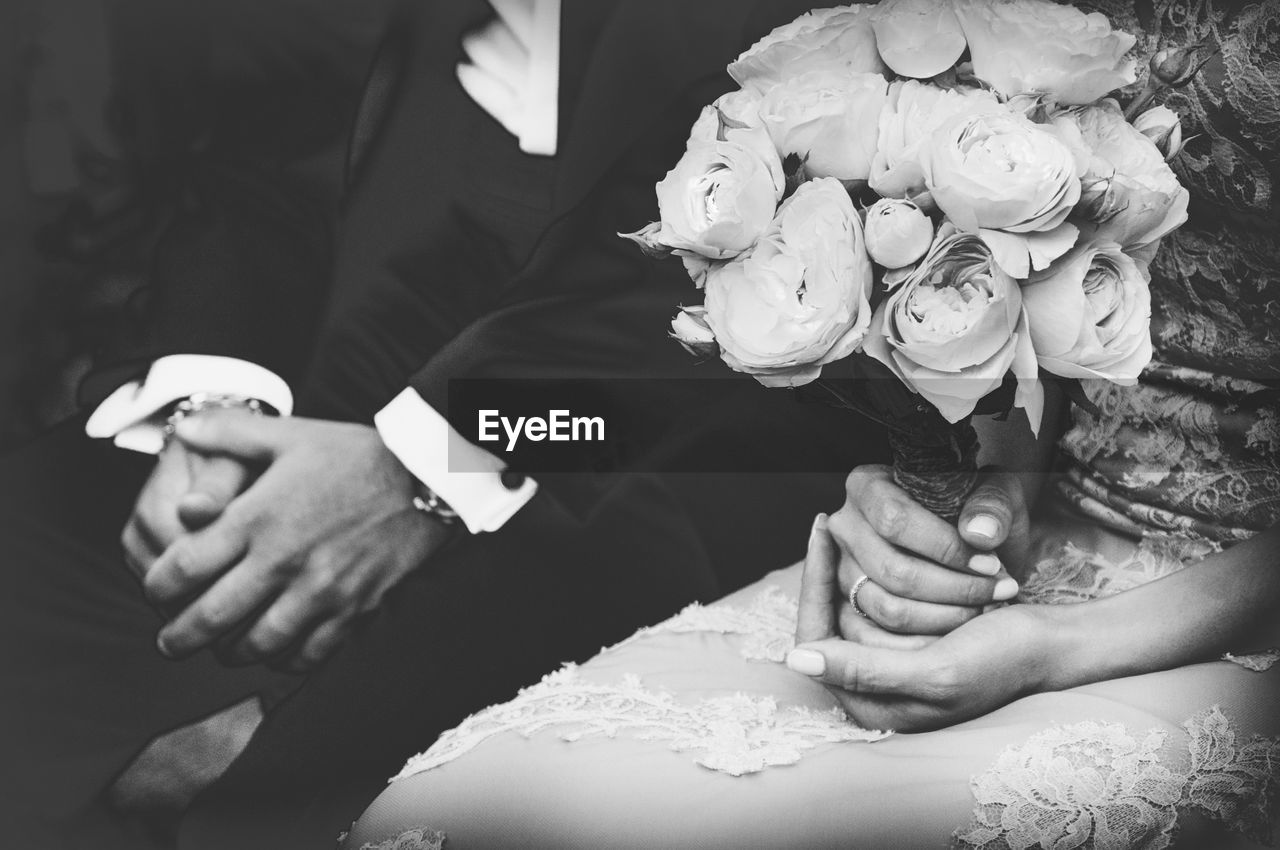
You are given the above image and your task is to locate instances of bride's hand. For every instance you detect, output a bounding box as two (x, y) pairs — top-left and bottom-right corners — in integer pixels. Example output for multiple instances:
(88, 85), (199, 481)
(826, 466), (1025, 639)
(789, 518), (1051, 731)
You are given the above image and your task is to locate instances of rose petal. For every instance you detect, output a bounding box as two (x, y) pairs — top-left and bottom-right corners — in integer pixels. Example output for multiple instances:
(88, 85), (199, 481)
(870, 0), (967, 79)
(979, 229), (1032, 279)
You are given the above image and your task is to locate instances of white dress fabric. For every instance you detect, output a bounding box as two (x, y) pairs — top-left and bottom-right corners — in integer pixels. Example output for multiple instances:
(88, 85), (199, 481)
(341, 554), (1279, 849)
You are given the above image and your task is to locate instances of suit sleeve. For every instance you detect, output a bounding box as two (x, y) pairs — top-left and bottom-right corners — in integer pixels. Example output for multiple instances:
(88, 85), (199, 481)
(78, 0), (388, 408)
(404, 81), (728, 520)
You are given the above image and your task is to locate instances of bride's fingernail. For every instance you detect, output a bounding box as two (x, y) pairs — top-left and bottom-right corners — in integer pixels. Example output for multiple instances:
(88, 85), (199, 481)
(786, 649), (826, 677)
(993, 576), (1020, 601)
(965, 514), (1001, 542)
(810, 513), (828, 538)
(969, 553), (1002, 576)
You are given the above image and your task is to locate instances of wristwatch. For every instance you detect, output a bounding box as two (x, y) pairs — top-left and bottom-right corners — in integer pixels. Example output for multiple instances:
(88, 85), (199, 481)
(411, 482), (460, 525)
(163, 392), (277, 441)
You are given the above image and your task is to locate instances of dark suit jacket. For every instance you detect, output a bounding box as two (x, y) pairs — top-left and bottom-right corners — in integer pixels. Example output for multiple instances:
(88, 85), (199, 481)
(86, 0), (882, 572)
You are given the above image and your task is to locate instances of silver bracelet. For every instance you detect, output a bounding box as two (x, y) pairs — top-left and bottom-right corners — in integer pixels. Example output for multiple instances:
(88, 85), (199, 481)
(163, 392), (270, 441)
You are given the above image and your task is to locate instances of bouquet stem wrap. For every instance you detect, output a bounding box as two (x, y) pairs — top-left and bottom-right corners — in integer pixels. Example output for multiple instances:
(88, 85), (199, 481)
(887, 419), (979, 524)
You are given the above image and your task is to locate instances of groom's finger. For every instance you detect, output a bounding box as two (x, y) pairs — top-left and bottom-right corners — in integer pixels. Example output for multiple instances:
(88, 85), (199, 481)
(157, 555), (282, 658)
(144, 518), (250, 606)
(120, 520), (161, 581)
(178, 455), (251, 531)
(173, 411), (289, 462)
(226, 581), (326, 664)
(279, 618), (351, 673)
(795, 514), (840, 644)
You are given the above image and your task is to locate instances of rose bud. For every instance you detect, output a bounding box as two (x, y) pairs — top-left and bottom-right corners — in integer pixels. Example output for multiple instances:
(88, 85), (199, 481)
(670, 306), (719, 358)
(704, 178), (874, 387)
(1074, 173), (1124, 224)
(1149, 42), (1215, 88)
(864, 199), (933, 269)
(1132, 105), (1183, 160)
(1023, 242), (1152, 383)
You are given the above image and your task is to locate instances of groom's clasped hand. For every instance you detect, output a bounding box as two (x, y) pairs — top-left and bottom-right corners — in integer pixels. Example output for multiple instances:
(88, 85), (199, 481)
(124, 410), (451, 671)
(788, 466), (1048, 732)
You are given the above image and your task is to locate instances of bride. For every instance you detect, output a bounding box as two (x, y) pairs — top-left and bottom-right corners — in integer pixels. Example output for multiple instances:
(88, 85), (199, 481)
(342, 1), (1280, 847)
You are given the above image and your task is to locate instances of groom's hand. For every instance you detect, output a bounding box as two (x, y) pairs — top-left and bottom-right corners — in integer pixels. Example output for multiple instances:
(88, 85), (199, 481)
(826, 466), (1023, 639)
(144, 415), (452, 671)
(122, 416), (256, 581)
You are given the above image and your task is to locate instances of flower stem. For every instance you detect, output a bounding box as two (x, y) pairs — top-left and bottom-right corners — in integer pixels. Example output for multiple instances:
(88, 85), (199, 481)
(888, 420), (979, 523)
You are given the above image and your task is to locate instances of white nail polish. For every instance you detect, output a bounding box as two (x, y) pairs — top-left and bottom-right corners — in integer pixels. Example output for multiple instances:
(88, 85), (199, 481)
(965, 514), (1001, 541)
(786, 649), (826, 677)
(993, 576), (1020, 601)
(969, 553), (1002, 576)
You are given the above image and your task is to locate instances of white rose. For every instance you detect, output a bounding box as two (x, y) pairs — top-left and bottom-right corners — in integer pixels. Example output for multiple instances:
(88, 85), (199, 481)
(922, 109), (1083, 277)
(864, 199), (934, 269)
(1132, 104), (1183, 161)
(704, 178), (873, 387)
(953, 0), (1137, 105)
(1023, 242), (1152, 383)
(728, 5), (885, 88)
(759, 69), (887, 182)
(864, 223), (1043, 427)
(1051, 101), (1189, 249)
(869, 80), (1001, 204)
(708, 87), (767, 132)
(869, 0), (967, 79)
(625, 106), (784, 262)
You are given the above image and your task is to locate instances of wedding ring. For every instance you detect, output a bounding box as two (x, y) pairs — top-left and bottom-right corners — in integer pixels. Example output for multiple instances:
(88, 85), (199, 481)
(849, 574), (872, 619)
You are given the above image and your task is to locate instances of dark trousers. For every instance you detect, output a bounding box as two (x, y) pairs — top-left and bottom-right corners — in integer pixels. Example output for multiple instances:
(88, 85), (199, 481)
(0, 420), (717, 849)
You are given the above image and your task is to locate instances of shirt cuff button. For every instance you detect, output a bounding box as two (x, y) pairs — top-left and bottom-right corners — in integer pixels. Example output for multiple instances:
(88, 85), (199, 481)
(500, 470), (527, 490)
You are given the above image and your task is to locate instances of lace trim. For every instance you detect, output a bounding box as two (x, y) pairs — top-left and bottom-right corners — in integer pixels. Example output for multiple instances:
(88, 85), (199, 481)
(1182, 706), (1280, 844)
(1224, 649), (1280, 673)
(392, 666), (888, 782)
(354, 827), (446, 850)
(637, 584), (798, 662)
(952, 707), (1280, 850)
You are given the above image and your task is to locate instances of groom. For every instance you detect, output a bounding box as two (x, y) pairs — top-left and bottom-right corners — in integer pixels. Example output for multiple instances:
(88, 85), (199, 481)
(0, 0), (863, 848)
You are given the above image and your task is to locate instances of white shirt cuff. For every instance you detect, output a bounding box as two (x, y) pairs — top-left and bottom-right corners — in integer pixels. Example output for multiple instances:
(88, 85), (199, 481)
(375, 388), (538, 534)
(84, 355), (294, 454)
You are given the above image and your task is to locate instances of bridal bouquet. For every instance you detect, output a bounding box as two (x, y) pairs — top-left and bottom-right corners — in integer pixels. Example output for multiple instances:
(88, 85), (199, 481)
(624, 0), (1191, 518)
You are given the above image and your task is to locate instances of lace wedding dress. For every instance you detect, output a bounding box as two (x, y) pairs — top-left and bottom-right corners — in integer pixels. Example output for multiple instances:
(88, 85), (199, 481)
(344, 3), (1280, 847)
